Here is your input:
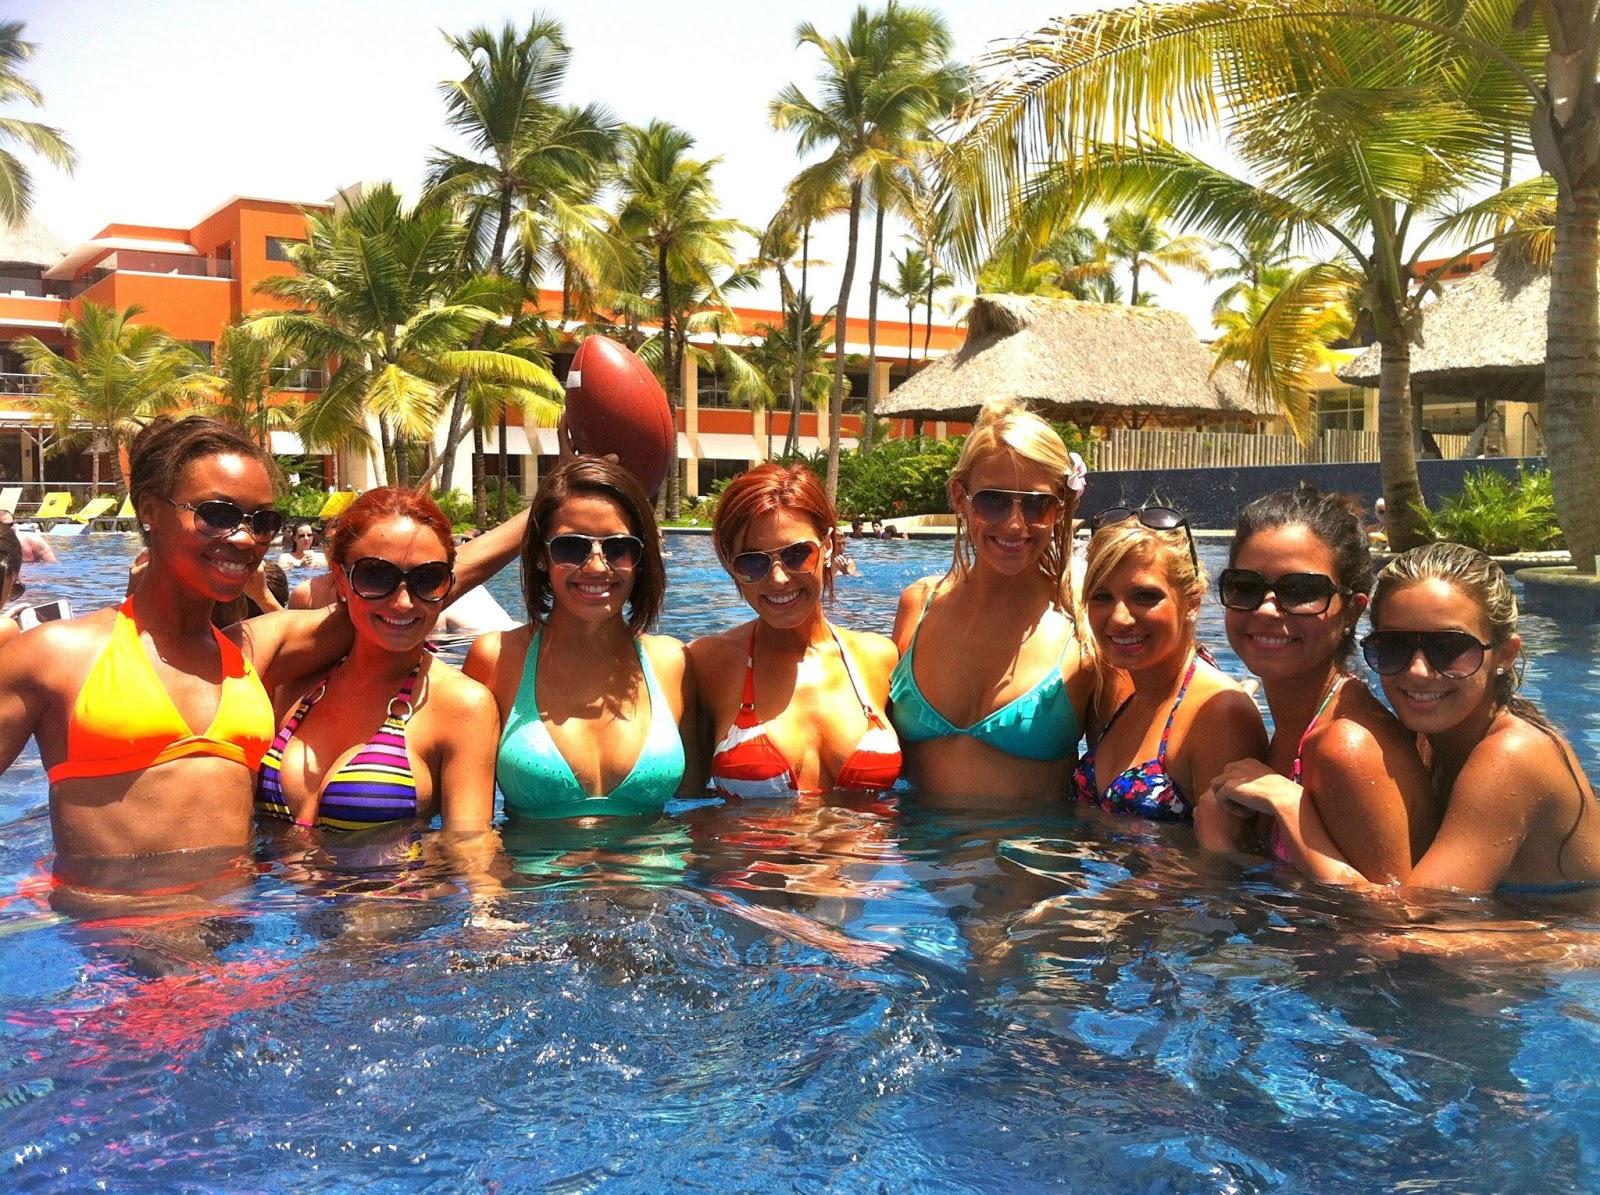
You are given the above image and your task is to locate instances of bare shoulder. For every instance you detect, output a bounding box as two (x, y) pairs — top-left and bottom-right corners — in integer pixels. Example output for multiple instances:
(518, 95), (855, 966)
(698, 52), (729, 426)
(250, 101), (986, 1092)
(838, 625), (900, 672)
(892, 574), (943, 646)
(0, 606), (115, 691)
(686, 622), (748, 670)
(1462, 716), (1580, 811)
(641, 632), (689, 682)
(422, 658), (500, 721)
(464, 624), (531, 682)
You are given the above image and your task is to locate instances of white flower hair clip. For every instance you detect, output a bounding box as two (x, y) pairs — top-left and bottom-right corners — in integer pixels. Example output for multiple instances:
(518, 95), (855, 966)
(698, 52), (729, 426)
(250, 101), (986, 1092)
(1065, 451), (1088, 495)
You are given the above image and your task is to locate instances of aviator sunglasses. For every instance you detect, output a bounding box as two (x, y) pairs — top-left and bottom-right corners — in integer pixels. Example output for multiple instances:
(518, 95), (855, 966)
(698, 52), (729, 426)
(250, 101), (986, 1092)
(1217, 568), (1349, 616)
(1090, 505), (1199, 569)
(545, 533), (645, 571)
(966, 488), (1063, 525)
(730, 540), (821, 585)
(344, 557), (454, 603)
(1361, 629), (1493, 679)
(167, 497), (284, 543)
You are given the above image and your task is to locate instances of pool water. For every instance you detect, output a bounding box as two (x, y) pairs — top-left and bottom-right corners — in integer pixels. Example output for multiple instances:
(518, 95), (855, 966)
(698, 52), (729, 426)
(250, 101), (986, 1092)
(1, 534), (1598, 1192)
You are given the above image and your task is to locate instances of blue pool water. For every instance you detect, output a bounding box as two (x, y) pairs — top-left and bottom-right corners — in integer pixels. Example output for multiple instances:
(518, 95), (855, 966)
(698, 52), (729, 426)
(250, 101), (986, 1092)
(1, 534), (1598, 1192)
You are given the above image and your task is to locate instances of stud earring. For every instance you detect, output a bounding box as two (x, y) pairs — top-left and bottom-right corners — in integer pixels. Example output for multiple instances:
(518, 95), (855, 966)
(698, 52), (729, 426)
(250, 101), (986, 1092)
(140, 522), (151, 532)
(1495, 667), (1505, 676)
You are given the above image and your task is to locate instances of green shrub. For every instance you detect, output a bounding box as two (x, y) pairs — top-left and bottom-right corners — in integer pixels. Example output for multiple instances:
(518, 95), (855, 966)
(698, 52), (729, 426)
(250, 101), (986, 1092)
(431, 488), (476, 532)
(1417, 467), (1564, 555)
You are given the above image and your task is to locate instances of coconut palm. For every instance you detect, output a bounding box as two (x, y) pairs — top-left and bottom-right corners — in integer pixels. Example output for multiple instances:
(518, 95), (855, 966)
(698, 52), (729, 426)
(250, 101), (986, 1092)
(614, 120), (746, 517)
(1209, 226), (1295, 317)
(771, 4), (968, 499)
(251, 184), (558, 489)
(1101, 209), (1212, 306)
(421, 16), (621, 492)
(881, 249), (931, 385)
(746, 296), (840, 456)
(191, 321), (302, 451)
(17, 303), (207, 489)
(0, 22), (74, 225)
(939, 1), (1545, 549)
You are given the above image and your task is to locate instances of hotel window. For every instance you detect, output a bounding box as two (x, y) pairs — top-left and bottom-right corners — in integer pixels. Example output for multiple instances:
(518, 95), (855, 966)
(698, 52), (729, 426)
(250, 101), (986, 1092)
(266, 237), (303, 263)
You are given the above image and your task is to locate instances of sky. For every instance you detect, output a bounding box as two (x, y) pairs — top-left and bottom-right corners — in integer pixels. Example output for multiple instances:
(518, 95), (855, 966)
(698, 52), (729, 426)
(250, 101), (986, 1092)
(1, 1), (1366, 336)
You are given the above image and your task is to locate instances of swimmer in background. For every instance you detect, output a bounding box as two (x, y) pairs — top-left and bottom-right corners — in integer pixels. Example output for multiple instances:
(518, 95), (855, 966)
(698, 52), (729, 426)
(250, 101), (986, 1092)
(1195, 486), (1436, 882)
(277, 521), (326, 571)
(1215, 543), (1600, 897)
(0, 521), (25, 645)
(890, 397), (1094, 803)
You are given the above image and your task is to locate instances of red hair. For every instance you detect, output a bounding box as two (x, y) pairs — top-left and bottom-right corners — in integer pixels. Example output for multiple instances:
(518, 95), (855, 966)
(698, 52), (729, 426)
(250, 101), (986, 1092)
(330, 487), (455, 567)
(713, 464), (843, 596)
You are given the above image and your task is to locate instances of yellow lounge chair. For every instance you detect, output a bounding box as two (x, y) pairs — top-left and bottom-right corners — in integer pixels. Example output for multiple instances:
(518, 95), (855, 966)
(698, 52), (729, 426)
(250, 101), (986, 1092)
(32, 492), (72, 523)
(112, 495), (136, 528)
(71, 497), (118, 525)
(317, 490), (356, 520)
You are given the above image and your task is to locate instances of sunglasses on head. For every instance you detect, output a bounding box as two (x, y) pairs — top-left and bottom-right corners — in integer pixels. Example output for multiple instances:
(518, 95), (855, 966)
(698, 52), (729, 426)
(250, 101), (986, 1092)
(168, 497), (284, 542)
(1091, 505), (1199, 569)
(1361, 629), (1493, 679)
(730, 540), (821, 585)
(966, 488), (1063, 525)
(344, 557), (454, 603)
(1218, 568), (1348, 616)
(545, 533), (644, 571)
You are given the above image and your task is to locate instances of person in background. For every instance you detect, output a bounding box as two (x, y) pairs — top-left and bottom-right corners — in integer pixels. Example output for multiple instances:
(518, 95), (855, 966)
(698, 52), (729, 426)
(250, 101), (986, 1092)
(1195, 486), (1436, 882)
(890, 397), (1094, 803)
(0, 509), (56, 564)
(0, 521), (24, 645)
(1073, 510), (1266, 822)
(1216, 543), (1600, 897)
(692, 463), (900, 798)
(277, 522), (326, 571)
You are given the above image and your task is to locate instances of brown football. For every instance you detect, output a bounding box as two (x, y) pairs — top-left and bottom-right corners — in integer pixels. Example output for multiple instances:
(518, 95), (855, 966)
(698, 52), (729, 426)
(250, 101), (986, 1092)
(564, 335), (676, 497)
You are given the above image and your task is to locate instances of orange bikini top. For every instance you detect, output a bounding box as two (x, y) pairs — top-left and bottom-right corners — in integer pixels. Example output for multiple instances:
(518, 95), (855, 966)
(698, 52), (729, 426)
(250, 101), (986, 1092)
(47, 598), (276, 784)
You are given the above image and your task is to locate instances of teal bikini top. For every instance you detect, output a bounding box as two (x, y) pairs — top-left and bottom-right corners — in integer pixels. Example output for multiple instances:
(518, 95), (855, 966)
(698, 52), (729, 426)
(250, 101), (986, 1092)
(498, 629), (686, 819)
(889, 587), (1081, 763)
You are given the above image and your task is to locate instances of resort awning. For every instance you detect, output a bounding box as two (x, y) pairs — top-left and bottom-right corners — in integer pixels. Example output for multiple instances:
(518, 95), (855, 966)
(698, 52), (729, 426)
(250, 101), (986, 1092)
(483, 426), (531, 455)
(695, 433), (762, 461)
(269, 431), (305, 455)
(877, 295), (1270, 425)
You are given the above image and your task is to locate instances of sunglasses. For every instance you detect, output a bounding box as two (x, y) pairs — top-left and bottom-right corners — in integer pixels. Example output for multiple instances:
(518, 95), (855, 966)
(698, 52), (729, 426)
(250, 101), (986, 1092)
(1091, 505), (1199, 569)
(1218, 568), (1348, 616)
(967, 488), (1063, 525)
(545, 533), (644, 571)
(168, 498), (284, 542)
(344, 557), (454, 603)
(730, 540), (821, 585)
(1361, 629), (1493, 679)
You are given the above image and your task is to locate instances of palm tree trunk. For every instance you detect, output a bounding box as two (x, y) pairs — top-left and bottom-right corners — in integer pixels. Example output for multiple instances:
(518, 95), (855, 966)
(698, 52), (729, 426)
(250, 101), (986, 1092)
(472, 419), (487, 526)
(1129, 257), (1142, 306)
(923, 282), (934, 364)
(1543, 181), (1600, 572)
(657, 244), (681, 519)
(1376, 331), (1427, 550)
(863, 194), (886, 451)
(827, 185), (863, 503)
(496, 407), (510, 522)
(785, 222), (809, 458)
(379, 417), (396, 489)
(905, 299), (915, 387)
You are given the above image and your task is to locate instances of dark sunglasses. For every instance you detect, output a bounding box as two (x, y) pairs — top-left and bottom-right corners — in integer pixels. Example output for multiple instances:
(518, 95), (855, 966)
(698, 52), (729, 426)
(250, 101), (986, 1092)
(1218, 568), (1348, 616)
(730, 540), (821, 585)
(1361, 629), (1493, 679)
(967, 488), (1063, 525)
(545, 533), (644, 571)
(344, 557), (454, 603)
(168, 497), (284, 542)
(1091, 505), (1199, 568)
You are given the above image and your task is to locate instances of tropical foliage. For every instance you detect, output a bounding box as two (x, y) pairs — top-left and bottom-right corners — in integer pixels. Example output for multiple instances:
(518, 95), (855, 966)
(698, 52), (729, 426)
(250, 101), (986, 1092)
(0, 21), (74, 224)
(1417, 467), (1563, 555)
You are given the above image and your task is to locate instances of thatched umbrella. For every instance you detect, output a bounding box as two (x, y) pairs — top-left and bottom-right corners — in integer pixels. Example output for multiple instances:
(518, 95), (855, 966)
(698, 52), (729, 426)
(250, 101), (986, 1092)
(1338, 254), (1546, 403)
(0, 214), (67, 271)
(876, 294), (1271, 426)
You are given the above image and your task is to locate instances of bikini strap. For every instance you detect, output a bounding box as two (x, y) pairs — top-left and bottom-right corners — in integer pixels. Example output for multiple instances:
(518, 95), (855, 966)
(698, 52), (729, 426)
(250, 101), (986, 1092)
(739, 624), (759, 712)
(1291, 673), (1347, 784)
(905, 581), (939, 654)
(1093, 694), (1136, 749)
(1156, 657), (1200, 761)
(281, 669), (336, 736)
(830, 624), (881, 724)
(386, 664), (422, 724)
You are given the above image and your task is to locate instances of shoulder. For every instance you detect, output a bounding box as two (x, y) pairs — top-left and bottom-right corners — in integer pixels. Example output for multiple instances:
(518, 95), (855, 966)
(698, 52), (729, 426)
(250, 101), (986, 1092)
(1, 607), (115, 686)
(686, 622), (748, 669)
(838, 625), (900, 673)
(463, 624), (529, 680)
(421, 658), (500, 723)
(1461, 716), (1576, 811)
(275, 553), (296, 570)
(892, 575), (944, 642)
(1305, 699), (1418, 786)
(641, 632), (689, 680)
(1187, 677), (1265, 735)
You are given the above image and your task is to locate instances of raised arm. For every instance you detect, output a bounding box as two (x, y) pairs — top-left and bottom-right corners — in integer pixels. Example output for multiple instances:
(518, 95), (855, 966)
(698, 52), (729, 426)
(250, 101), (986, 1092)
(452, 508), (529, 594)
(228, 605), (354, 692)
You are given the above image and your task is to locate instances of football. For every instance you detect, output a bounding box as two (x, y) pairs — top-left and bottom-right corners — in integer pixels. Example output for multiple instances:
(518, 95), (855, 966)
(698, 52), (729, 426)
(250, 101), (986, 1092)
(564, 335), (676, 497)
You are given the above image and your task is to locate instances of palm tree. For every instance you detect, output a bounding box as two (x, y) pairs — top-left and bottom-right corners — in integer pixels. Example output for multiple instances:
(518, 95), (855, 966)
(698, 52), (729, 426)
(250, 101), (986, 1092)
(771, 4), (967, 500)
(251, 184), (558, 490)
(1101, 209), (1211, 306)
(17, 303), (206, 489)
(614, 120), (745, 517)
(0, 22), (74, 225)
(940, 3), (1543, 549)
(881, 248), (930, 385)
(419, 16), (620, 493)
(192, 321), (302, 451)
(1210, 226), (1295, 317)
(746, 296), (840, 456)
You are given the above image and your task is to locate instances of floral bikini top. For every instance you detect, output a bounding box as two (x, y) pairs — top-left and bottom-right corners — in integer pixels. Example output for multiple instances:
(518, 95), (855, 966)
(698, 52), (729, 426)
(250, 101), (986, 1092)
(1071, 658), (1198, 822)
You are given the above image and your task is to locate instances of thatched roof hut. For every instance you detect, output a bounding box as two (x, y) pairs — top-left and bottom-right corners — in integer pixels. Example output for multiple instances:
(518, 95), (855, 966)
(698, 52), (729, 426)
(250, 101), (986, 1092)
(1338, 254), (1546, 402)
(876, 294), (1271, 425)
(0, 214), (67, 270)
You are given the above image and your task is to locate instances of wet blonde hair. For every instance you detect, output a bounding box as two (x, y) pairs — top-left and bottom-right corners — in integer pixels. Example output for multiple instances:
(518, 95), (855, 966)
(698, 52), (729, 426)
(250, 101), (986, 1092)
(947, 397), (1082, 614)
(1079, 521), (1208, 718)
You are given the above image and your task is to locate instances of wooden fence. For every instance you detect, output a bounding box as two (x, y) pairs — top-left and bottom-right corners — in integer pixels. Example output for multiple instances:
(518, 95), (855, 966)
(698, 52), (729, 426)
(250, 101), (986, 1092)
(1090, 428), (1471, 471)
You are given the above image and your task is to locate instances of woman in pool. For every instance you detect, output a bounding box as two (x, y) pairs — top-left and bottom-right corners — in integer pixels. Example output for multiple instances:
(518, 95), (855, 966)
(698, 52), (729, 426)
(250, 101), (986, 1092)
(890, 398), (1093, 801)
(1217, 543), (1600, 896)
(254, 487), (498, 833)
(1073, 510), (1267, 821)
(1194, 486), (1435, 882)
(465, 457), (695, 818)
(277, 521), (326, 571)
(0, 416), (526, 884)
(691, 463), (900, 798)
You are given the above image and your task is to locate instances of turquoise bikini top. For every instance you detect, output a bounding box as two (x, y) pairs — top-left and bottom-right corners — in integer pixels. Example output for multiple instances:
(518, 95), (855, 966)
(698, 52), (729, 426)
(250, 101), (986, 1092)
(889, 587), (1081, 763)
(498, 629), (686, 819)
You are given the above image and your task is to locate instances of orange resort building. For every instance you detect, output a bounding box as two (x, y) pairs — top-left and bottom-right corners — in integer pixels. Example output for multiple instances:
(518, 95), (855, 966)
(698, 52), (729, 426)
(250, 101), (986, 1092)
(0, 195), (969, 499)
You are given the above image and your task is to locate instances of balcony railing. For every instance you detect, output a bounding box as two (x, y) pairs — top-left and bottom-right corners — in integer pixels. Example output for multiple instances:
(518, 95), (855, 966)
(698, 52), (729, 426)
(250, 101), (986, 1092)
(269, 366), (326, 391)
(0, 275), (71, 300)
(0, 371), (43, 395)
(64, 250), (233, 298)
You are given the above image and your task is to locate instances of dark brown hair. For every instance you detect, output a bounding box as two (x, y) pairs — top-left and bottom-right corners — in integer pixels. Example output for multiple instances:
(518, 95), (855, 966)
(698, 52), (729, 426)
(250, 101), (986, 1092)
(521, 457), (664, 634)
(713, 463), (844, 598)
(129, 416), (276, 542)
